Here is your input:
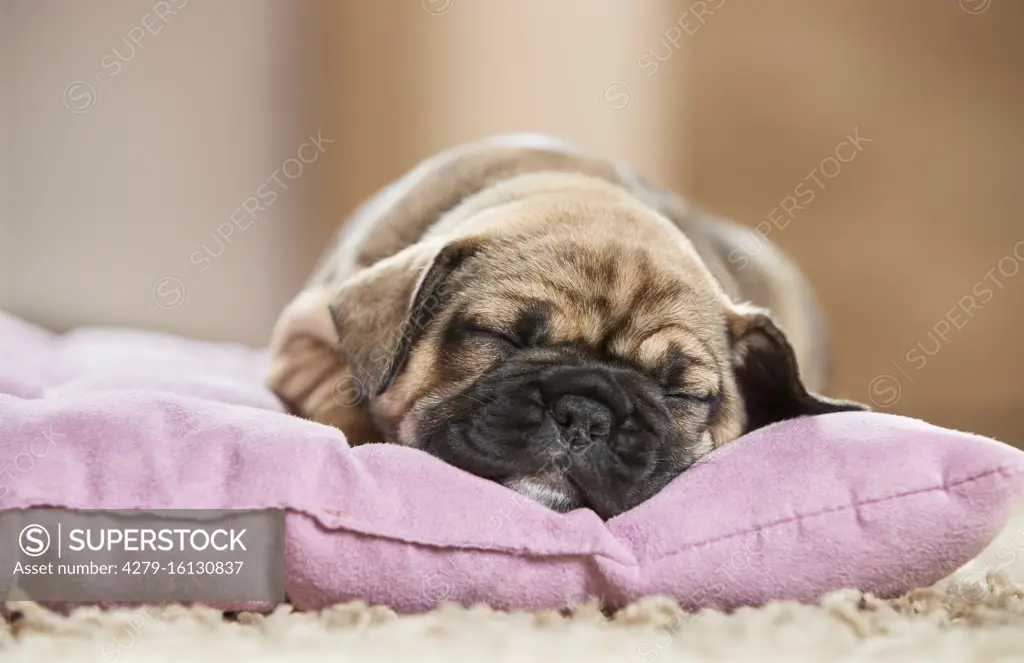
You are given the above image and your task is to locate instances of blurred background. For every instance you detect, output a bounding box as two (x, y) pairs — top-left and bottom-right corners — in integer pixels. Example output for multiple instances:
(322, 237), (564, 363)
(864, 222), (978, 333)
(2, 0), (1022, 444)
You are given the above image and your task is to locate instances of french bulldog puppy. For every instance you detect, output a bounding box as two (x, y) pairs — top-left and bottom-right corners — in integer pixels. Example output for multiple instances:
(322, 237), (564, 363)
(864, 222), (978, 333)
(266, 134), (866, 519)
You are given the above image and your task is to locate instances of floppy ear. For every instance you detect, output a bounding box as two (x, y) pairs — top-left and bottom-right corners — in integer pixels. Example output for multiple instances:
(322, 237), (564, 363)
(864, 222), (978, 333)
(328, 238), (482, 400)
(727, 303), (868, 432)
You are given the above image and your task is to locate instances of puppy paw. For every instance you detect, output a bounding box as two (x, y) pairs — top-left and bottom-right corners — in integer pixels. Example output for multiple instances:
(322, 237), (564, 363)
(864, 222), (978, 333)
(266, 336), (332, 409)
(265, 336), (380, 445)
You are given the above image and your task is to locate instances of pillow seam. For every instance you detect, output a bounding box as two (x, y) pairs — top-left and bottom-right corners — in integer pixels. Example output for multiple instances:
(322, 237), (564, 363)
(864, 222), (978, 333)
(631, 463), (1022, 566)
(299, 463), (1022, 563)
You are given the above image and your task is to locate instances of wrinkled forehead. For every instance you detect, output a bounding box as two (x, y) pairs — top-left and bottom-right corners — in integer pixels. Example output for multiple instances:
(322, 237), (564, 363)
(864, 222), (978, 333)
(451, 241), (728, 377)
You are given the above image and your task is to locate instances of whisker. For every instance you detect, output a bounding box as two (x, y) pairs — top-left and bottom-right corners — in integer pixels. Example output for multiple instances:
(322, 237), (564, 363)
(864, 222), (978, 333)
(458, 393), (492, 408)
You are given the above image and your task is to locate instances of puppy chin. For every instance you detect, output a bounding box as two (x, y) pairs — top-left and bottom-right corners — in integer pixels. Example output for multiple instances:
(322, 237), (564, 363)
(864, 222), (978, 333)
(503, 475), (581, 513)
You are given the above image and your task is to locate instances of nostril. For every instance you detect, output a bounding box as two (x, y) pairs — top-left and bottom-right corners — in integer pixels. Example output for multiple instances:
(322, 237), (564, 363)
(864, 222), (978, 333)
(552, 394), (612, 445)
(550, 404), (570, 427)
(589, 419), (610, 438)
(567, 432), (591, 451)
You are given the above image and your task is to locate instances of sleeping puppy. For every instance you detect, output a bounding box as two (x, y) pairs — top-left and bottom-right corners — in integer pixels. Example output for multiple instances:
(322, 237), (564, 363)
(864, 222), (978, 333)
(266, 133), (866, 519)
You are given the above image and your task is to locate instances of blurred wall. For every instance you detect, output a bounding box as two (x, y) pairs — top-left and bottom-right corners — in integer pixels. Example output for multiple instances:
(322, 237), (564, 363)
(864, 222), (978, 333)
(2, 0), (679, 348)
(1, 1), (12, 292)
(3, 0), (1021, 444)
(670, 0), (1024, 443)
(403, 1), (683, 180)
(3, 0), (328, 346)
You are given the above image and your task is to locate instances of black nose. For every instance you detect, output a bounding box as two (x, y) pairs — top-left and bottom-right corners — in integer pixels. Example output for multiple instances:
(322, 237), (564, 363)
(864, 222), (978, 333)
(551, 394), (612, 450)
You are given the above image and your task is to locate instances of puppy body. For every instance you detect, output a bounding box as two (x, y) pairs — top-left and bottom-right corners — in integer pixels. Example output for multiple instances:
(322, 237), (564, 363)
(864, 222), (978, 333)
(268, 134), (862, 518)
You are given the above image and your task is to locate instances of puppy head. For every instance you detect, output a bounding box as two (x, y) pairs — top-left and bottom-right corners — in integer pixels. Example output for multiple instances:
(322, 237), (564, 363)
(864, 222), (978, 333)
(328, 198), (865, 519)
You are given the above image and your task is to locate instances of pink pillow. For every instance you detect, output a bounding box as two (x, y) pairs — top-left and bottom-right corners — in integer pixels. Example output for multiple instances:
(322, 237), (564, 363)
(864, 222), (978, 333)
(2, 311), (1023, 612)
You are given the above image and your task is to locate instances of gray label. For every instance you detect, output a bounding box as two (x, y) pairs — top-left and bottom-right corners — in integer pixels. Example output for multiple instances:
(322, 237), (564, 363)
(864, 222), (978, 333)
(1, 509), (285, 602)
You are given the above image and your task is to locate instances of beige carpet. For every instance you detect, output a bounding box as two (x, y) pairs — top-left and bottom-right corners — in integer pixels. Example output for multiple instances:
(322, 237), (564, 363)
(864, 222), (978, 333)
(4, 504), (1024, 662)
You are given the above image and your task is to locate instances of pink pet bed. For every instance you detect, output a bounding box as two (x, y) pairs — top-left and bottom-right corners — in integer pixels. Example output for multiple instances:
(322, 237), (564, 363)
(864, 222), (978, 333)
(1, 311), (1023, 613)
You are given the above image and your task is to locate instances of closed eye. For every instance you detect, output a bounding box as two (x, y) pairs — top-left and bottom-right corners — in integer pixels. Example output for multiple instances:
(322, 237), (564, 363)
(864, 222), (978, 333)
(464, 324), (524, 349)
(664, 391), (715, 405)
(664, 389), (723, 423)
